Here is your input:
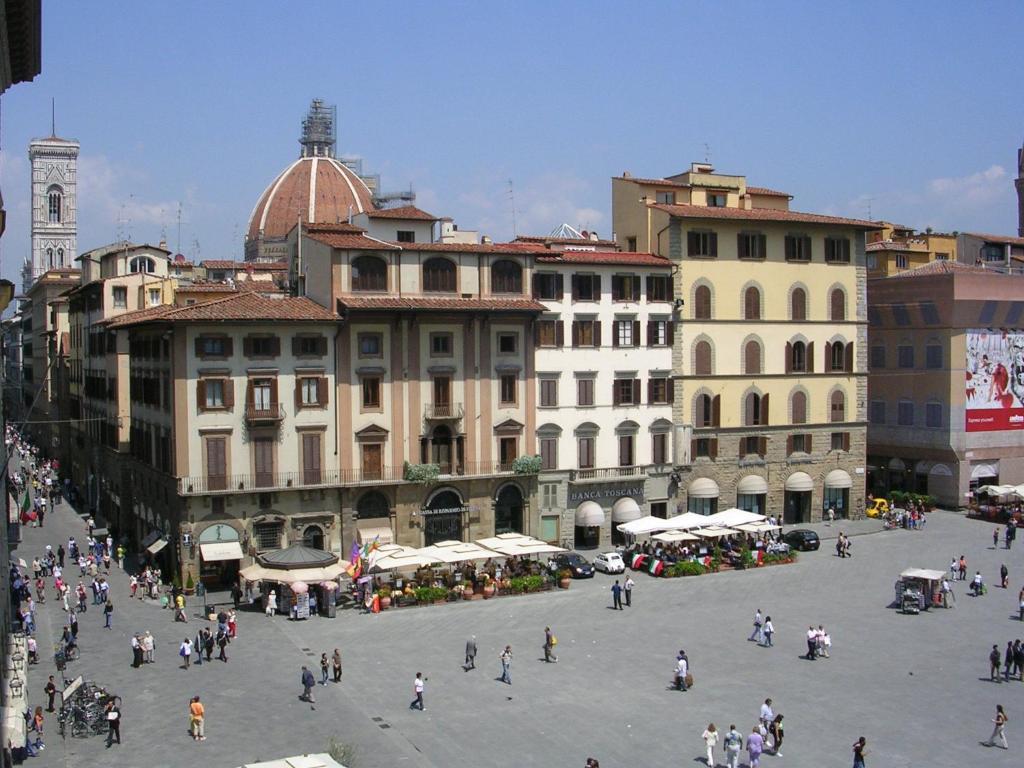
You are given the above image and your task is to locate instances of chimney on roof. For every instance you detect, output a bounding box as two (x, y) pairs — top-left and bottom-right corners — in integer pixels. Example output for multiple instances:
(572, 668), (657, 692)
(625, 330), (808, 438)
(692, 162), (714, 174)
(588, 231), (599, 241)
(482, 235), (493, 245)
(622, 171), (631, 178)
(159, 238), (167, 250)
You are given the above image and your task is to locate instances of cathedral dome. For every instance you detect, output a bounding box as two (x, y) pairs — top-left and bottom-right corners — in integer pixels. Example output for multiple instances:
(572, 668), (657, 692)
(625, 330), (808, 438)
(246, 156), (375, 242)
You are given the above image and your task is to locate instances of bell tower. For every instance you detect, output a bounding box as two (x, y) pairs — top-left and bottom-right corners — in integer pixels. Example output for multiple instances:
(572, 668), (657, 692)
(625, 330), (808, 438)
(1016, 138), (1024, 237)
(25, 132), (79, 291)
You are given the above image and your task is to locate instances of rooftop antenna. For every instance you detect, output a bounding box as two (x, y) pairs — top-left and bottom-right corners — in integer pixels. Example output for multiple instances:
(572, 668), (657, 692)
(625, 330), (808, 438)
(864, 197), (874, 220)
(703, 143), (711, 164)
(50, 97), (55, 136)
(176, 202), (183, 254)
(116, 198), (133, 243)
(508, 179), (517, 237)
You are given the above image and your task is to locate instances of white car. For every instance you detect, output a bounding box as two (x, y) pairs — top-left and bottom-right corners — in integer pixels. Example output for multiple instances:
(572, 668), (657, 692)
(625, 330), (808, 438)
(593, 552), (625, 574)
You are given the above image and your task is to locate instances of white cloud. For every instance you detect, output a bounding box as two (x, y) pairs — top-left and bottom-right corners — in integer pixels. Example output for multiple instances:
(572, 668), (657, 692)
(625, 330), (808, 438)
(928, 164), (1006, 203)
(78, 154), (187, 238)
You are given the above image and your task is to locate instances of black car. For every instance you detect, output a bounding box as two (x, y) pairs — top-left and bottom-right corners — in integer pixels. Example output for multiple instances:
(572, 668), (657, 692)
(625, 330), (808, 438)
(783, 529), (820, 552)
(548, 552), (595, 578)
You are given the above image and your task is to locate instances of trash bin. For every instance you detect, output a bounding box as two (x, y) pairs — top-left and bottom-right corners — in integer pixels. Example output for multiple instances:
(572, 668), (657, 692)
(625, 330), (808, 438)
(204, 604), (215, 617)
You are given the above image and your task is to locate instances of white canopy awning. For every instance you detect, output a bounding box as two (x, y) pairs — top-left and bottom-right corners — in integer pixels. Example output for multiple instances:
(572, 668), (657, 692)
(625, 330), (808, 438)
(695, 526), (740, 539)
(900, 568), (946, 581)
(200, 541), (244, 562)
(616, 515), (671, 535)
(688, 477), (720, 499)
(736, 522), (781, 534)
(652, 530), (699, 543)
(418, 540), (496, 564)
(824, 469), (852, 489)
(705, 508), (766, 528)
(575, 501), (605, 527)
(356, 521), (395, 546)
(611, 497), (642, 523)
(785, 472), (814, 492)
(971, 462), (999, 480)
(736, 475), (769, 495)
(239, 562), (349, 584)
(662, 512), (714, 530)
(146, 537), (169, 555)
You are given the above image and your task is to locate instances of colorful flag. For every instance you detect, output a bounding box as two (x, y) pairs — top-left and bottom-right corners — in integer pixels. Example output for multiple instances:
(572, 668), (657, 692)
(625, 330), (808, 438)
(21, 490), (31, 515)
(346, 538), (363, 579)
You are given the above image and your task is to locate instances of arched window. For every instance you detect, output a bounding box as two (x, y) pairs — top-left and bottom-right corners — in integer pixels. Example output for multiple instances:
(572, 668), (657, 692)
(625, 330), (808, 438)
(744, 286), (761, 320)
(694, 340), (712, 376)
(47, 186), (62, 223)
(744, 392), (767, 426)
(791, 390), (807, 424)
(695, 393), (713, 427)
(495, 484), (525, 534)
(352, 255), (387, 291)
(129, 256), (155, 274)
(831, 390), (846, 422)
(46, 248), (55, 269)
(302, 525), (325, 550)
(744, 339), (762, 375)
(791, 287), (806, 320)
(693, 284), (712, 319)
(491, 260), (522, 294)
(791, 340), (807, 372)
(356, 491), (390, 519)
(423, 258), (456, 292)
(831, 341), (846, 371)
(830, 288), (846, 321)
(56, 247), (64, 267)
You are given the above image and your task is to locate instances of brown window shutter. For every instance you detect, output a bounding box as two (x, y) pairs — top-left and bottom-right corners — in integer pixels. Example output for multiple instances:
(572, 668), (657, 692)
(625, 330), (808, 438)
(825, 341), (833, 371)
(687, 231), (697, 256)
(712, 395), (721, 426)
(632, 278), (640, 302)
(269, 377), (279, 407)
(611, 276), (621, 302)
(785, 342), (793, 374)
(246, 379), (254, 409)
(807, 341), (814, 373)
(532, 273), (541, 299)
(612, 324), (620, 348)
(709, 232), (718, 257)
(319, 336), (328, 356)
(759, 436), (768, 457)
(555, 273), (564, 299)
(842, 432), (850, 451)
(571, 275), (579, 300)
(571, 322), (580, 348)
(224, 337), (233, 357)
(786, 435), (793, 455)
(196, 380), (206, 410)
(194, 337), (204, 358)
(647, 379), (654, 404)
(806, 434), (812, 454)
(690, 438), (698, 459)
(845, 342), (854, 373)
(667, 321), (675, 345)
(556, 321), (564, 347)
(420, 437), (429, 464)
(612, 382), (621, 406)
(533, 323), (540, 348)
(593, 321), (601, 347)
(243, 336), (253, 357)
(803, 236), (812, 259)
(842, 239), (850, 261)
(709, 438), (718, 460)
(646, 275), (653, 298)
(294, 378), (302, 410)
(667, 379), (674, 404)
(318, 376), (328, 405)
(761, 393), (770, 425)
(632, 379), (641, 405)
(223, 379), (234, 409)
(270, 336), (281, 357)
(632, 320), (641, 347)
(291, 336), (301, 356)
(593, 275), (601, 296)
(736, 233), (746, 259)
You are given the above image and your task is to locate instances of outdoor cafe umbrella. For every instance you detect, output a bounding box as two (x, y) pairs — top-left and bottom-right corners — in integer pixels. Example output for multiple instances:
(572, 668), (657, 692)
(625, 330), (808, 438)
(694, 526), (741, 539)
(652, 530), (699, 543)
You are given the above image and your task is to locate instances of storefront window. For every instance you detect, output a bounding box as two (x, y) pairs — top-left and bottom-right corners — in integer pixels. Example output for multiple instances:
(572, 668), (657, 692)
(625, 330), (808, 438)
(687, 497), (717, 516)
(736, 493), (765, 516)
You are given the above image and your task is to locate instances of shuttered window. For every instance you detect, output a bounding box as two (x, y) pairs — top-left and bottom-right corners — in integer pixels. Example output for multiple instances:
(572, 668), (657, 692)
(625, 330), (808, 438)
(693, 285), (711, 319)
(694, 341), (712, 376)
(744, 287), (761, 320)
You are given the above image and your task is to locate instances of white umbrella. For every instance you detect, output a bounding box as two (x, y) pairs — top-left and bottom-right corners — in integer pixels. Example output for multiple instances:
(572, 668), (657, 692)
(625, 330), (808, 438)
(705, 508), (766, 528)
(736, 522), (781, 534)
(652, 531), (699, 543)
(616, 515), (672, 535)
(695, 526), (740, 539)
(662, 512), (713, 531)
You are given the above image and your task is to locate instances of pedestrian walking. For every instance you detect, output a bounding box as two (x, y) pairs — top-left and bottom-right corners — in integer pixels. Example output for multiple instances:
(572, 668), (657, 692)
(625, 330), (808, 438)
(762, 617), (774, 647)
(44, 676), (57, 712)
(464, 635), (477, 670)
(500, 645), (513, 684)
(266, 590), (277, 617)
(300, 666), (316, 703)
(194, 631), (204, 666)
(1001, 564), (1009, 589)
(984, 705), (1008, 749)
(990, 644), (1002, 682)
(959, 555), (967, 581)
(624, 575), (634, 607)
(746, 725), (764, 768)
(57, 545), (65, 569)
(544, 626), (558, 662)
(852, 736), (866, 768)
(806, 627), (817, 660)
(820, 627), (831, 658)
(189, 696), (205, 741)
(994, 527), (1000, 548)
(723, 724), (742, 768)
(131, 635), (143, 668)
(332, 648), (342, 682)
(103, 599), (113, 629)
(611, 580), (623, 610)
(760, 699), (774, 729)
(143, 631), (154, 664)
(675, 653), (689, 691)
(749, 609), (763, 643)
(180, 638), (192, 669)
(1005, 641), (1015, 682)
(769, 715), (784, 756)
(701, 723), (719, 767)
(410, 672), (425, 710)
(105, 698), (121, 747)
(216, 629), (228, 662)
(320, 653), (330, 685)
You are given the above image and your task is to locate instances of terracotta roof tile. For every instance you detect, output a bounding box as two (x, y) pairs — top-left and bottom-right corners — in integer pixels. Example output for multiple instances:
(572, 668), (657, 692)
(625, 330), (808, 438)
(306, 231), (400, 251)
(866, 240), (916, 253)
(881, 260), (994, 279)
(746, 186), (792, 198)
(614, 175), (690, 188)
(965, 232), (1024, 247)
(105, 294), (336, 327)
(650, 202), (878, 229)
(536, 251), (670, 267)
(365, 205), (438, 221)
(200, 260), (288, 270)
(305, 222), (366, 234)
(337, 296), (545, 313)
(391, 241), (547, 254)
(514, 235), (619, 247)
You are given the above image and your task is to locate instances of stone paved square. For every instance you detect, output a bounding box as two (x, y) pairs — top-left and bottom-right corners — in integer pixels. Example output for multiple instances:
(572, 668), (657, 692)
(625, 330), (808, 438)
(13, 498), (1024, 768)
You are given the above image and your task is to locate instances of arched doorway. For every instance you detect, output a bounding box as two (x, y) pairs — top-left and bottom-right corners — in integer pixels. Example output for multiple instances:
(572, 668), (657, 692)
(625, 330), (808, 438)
(197, 523), (242, 588)
(424, 489), (464, 545)
(356, 491), (390, 519)
(302, 525), (325, 550)
(494, 484), (524, 535)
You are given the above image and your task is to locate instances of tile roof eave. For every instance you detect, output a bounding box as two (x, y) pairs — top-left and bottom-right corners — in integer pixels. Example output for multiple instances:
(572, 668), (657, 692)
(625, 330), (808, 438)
(650, 203), (878, 229)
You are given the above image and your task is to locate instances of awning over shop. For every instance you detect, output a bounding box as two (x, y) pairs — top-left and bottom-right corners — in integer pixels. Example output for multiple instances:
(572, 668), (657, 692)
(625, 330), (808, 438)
(200, 541), (244, 562)
(611, 497), (642, 523)
(616, 515), (671, 535)
(575, 501), (605, 527)
(736, 475), (769, 495)
(356, 521), (395, 546)
(971, 462), (999, 480)
(824, 469), (852, 489)
(687, 477), (720, 499)
(705, 508), (766, 528)
(784, 472), (814, 492)
(663, 511), (714, 530)
(91, 527), (109, 537)
(141, 530), (168, 555)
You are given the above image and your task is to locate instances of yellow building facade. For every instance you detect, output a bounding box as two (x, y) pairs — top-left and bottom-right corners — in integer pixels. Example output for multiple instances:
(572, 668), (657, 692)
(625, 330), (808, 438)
(865, 223), (957, 277)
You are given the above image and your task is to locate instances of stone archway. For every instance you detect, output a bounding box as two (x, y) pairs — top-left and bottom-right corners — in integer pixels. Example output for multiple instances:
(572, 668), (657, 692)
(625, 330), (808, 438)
(494, 483), (524, 535)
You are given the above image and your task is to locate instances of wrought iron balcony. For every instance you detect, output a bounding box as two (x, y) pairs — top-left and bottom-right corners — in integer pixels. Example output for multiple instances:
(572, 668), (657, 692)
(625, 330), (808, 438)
(244, 402), (285, 424)
(424, 402), (464, 420)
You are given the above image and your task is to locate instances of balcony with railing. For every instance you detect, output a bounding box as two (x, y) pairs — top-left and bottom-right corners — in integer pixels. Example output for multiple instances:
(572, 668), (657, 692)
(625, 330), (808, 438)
(178, 459), (521, 496)
(568, 465), (651, 482)
(245, 402), (285, 425)
(424, 402), (464, 420)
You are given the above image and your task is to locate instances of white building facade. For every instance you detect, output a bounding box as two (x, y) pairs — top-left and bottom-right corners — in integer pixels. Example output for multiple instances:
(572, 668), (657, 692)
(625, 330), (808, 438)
(533, 251), (677, 549)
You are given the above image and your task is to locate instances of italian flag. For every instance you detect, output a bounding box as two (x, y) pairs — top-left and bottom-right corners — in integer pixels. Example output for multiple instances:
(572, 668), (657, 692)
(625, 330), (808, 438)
(21, 490), (31, 516)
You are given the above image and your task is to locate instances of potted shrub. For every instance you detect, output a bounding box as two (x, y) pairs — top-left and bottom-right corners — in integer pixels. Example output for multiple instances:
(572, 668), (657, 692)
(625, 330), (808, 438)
(462, 583), (476, 600)
(378, 586), (392, 609)
(557, 568), (572, 589)
(481, 575), (495, 599)
(184, 570), (195, 595)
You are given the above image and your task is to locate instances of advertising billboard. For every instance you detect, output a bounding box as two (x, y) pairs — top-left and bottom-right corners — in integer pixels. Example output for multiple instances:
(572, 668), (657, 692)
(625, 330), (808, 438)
(966, 329), (1024, 431)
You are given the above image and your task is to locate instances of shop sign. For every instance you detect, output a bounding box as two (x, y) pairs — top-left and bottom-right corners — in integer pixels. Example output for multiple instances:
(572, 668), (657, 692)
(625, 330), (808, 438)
(568, 485), (644, 505)
(420, 505), (476, 516)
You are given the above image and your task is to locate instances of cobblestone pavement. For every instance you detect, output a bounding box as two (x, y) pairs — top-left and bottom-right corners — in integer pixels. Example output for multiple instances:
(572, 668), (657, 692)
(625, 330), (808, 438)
(13, 499), (1023, 768)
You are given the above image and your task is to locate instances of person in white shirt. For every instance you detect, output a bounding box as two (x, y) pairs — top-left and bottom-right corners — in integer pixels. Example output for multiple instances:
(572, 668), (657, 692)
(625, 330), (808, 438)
(806, 627), (818, 659)
(821, 630), (832, 658)
(762, 617), (775, 647)
(675, 655), (688, 691)
(701, 723), (719, 767)
(760, 698), (774, 728)
(623, 576), (635, 607)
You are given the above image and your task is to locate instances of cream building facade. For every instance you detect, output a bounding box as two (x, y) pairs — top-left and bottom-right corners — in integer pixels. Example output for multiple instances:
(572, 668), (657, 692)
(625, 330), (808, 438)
(613, 163), (873, 522)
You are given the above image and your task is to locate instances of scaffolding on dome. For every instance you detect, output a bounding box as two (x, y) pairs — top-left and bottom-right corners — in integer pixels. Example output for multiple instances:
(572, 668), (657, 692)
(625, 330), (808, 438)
(300, 99), (337, 158)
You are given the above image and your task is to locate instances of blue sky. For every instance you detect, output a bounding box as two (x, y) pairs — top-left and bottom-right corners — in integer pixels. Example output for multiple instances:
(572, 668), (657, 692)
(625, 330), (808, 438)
(1, 1), (1022, 283)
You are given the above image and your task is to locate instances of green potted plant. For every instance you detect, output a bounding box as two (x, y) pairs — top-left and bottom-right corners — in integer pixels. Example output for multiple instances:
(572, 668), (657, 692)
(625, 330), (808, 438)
(481, 573), (496, 598)
(378, 585), (392, 609)
(557, 568), (572, 589)
(184, 570), (195, 595)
